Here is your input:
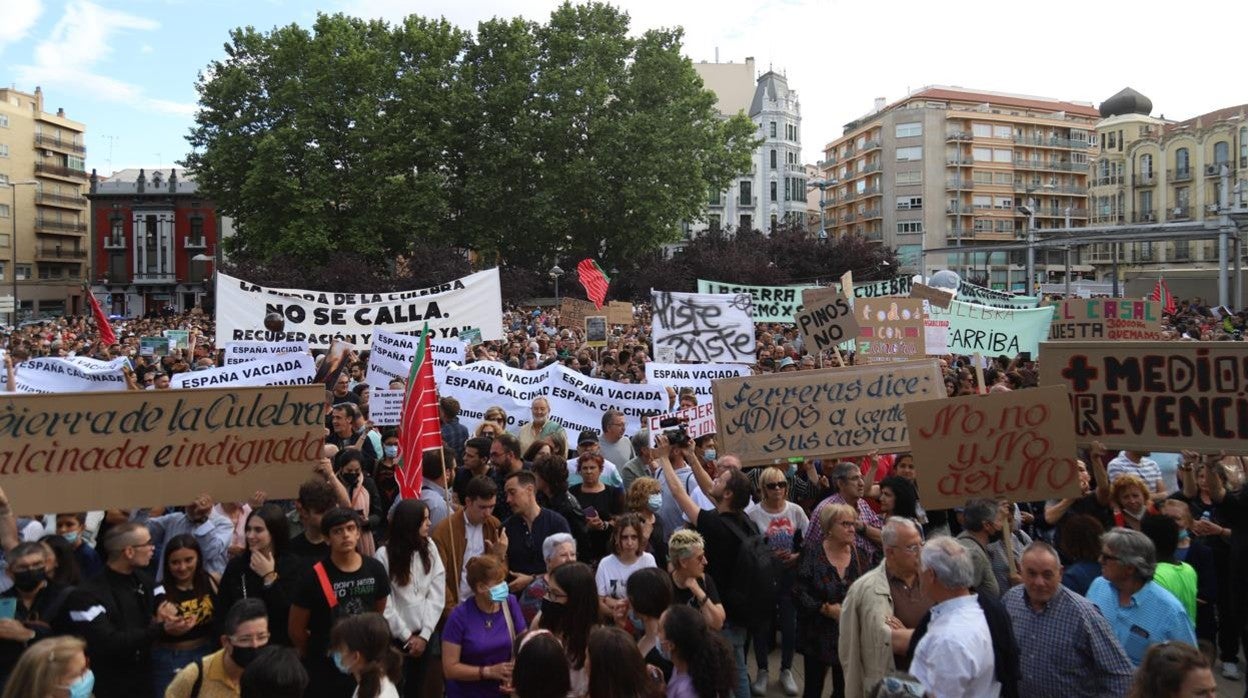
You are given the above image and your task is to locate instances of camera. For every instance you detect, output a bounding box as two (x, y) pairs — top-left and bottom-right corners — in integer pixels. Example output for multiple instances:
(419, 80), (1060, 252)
(658, 416), (690, 447)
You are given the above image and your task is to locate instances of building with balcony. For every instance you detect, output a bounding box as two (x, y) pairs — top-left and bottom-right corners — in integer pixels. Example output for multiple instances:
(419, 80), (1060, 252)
(0, 86), (89, 319)
(87, 168), (218, 317)
(819, 86), (1100, 291)
(687, 58), (807, 238)
(1086, 87), (1248, 282)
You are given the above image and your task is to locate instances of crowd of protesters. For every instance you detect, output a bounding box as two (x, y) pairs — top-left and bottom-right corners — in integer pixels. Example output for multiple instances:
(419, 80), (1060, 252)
(0, 293), (1243, 698)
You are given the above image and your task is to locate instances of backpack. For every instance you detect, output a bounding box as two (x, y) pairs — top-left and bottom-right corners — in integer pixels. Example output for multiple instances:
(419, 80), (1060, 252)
(720, 513), (779, 631)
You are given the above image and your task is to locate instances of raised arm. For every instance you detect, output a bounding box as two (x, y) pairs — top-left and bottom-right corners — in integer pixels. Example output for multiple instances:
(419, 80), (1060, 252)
(1089, 441), (1112, 508)
(656, 437), (702, 527)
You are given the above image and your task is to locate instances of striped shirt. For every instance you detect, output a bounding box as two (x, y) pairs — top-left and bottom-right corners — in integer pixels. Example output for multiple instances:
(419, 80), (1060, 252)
(1086, 577), (1197, 665)
(1106, 452), (1164, 491)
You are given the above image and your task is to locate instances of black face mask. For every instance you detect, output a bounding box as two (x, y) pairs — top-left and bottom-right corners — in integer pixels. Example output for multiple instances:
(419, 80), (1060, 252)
(987, 529), (1004, 544)
(12, 569), (46, 592)
(540, 597), (565, 625)
(231, 644), (263, 668)
(341, 473), (360, 488)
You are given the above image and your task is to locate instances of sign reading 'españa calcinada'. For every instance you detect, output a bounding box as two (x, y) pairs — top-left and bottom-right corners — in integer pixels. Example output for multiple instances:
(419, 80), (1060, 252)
(215, 268), (504, 349)
(0, 384), (325, 515)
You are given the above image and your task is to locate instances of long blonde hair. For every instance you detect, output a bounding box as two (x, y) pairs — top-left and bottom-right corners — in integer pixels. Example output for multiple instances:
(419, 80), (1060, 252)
(2, 636), (85, 698)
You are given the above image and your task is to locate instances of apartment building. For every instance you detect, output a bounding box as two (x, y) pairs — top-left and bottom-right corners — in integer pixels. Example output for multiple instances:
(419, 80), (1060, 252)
(0, 87), (89, 320)
(820, 86), (1099, 291)
(1086, 87), (1248, 283)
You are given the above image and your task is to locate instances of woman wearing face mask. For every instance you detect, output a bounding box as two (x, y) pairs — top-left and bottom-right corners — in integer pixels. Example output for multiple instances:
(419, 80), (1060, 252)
(626, 567), (675, 682)
(335, 449), (384, 554)
(625, 478), (668, 570)
(328, 612), (404, 698)
(374, 430), (402, 514)
(152, 535), (220, 696)
(0, 542), (76, 687)
(377, 500), (446, 697)
(217, 504), (298, 646)
(442, 555), (526, 698)
(534, 562), (601, 697)
(0, 636), (93, 698)
(658, 605), (735, 698)
(1110, 474), (1157, 531)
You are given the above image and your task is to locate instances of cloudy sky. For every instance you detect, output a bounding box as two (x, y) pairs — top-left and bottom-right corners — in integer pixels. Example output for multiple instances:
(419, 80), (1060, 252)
(1, 0), (1243, 175)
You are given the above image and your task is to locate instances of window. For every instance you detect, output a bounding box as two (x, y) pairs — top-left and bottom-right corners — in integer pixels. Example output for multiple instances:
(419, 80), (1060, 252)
(0, 203), (8, 218)
(770, 214), (777, 230)
(993, 148), (1012, 163)
(739, 215), (752, 231)
(0, 115), (7, 128)
(972, 123), (992, 137)
(973, 219), (993, 231)
(1139, 153), (1153, 176)
(897, 221), (923, 234)
(708, 214), (720, 231)
(994, 172), (1012, 185)
(895, 171), (921, 184)
(1241, 127), (1248, 163)
(972, 170), (992, 184)
(896, 196), (923, 210)
(1175, 187), (1190, 209)
(995, 196), (1013, 209)
(895, 122), (922, 138)
(709, 190), (721, 205)
(770, 181), (777, 202)
(993, 125), (1012, 138)
(857, 136), (867, 149)
(739, 181), (752, 205)
(1140, 190), (1153, 213)
(1106, 132), (1117, 149)
(855, 180), (866, 194)
(973, 195), (992, 209)
(973, 147), (993, 161)
(68, 155), (85, 171)
(0, 144), (8, 158)
(1174, 240), (1190, 260)
(15, 265), (30, 280)
(0, 262), (4, 280)
(1214, 141), (1229, 165)
(896, 146), (922, 161)
(770, 149), (777, 169)
(0, 174), (6, 186)
(1175, 148), (1190, 175)
(0, 233), (7, 247)
(769, 122), (777, 138)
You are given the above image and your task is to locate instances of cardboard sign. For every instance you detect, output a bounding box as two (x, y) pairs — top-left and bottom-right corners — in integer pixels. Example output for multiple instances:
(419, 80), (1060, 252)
(370, 388), (404, 426)
(0, 384), (325, 515)
(647, 403), (717, 448)
(839, 271), (855, 303)
(1040, 342), (1248, 452)
(559, 298), (595, 328)
(712, 360), (944, 464)
(905, 385), (1081, 509)
(607, 301), (634, 326)
(651, 290), (754, 364)
(585, 316), (607, 348)
(796, 290), (859, 352)
(910, 282), (953, 309)
(857, 299), (926, 363)
(1049, 300), (1163, 341)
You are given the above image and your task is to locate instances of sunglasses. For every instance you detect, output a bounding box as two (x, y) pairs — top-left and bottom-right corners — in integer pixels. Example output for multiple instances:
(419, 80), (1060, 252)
(765, 482), (787, 490)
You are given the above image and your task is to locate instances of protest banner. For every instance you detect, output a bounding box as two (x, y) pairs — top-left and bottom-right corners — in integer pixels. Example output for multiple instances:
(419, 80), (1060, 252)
(904, 385), (1080, 509)
(796, 289), (859, 353)
(843, 276), (912, 299)
(646, 403), (717, 448)
(955, 280), (1039, 309)
(712, 360), (944, 464)
(856, 299), (926, 363)
(644, 362), (752, 404)
(1049, 299), (1163, 341)
(214, 267), (504, 349)
(224, 340), (311, 365)
(170, 353), (315, 390)
(696, 280), (814, 323)
(651, 290), (754, 364)
(367, 329), (465, 385)
(13, 357), (129, 394)
(926, 299), (1054, 357)
(0, 384), (324, 515)
(585, 316), (607, 348)
(607, 301), (634, 326)
(559, 298), (595, 328)
(163, 330), (191, 350)
(140, 336), (172, 357)
(369, 389), (404, 427)
(910, 282), (953, 309)
(1040, 342), (1248, 452)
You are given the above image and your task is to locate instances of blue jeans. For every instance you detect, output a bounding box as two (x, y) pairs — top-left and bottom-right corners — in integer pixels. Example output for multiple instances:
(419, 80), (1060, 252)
(722, 624), (750, 698)
(753, 574), (797, 671)
(151, 643), (215, 697)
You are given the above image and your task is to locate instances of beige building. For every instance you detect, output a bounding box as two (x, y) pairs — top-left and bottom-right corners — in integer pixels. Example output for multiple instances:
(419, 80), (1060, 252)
(1087, 88), (1248, 284)
(820, 86), (1099, 290)
(0, 86), (89, 321)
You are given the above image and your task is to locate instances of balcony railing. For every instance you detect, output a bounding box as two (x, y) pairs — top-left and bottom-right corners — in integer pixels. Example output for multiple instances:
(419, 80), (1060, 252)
(34, 163), (88, 179)
(35, 134), (86, 154)
(1013, 135), (1091, 149)
(1169, 206), (1191, 219)
(103, 236), (126, 249)
(185, 237), (208, 249)
(132, 272), (177, 284)
(861, 139), (881, 151)
(36, 192), (86, 208)
(947, 156), (974, 166)
(946, 203), (974, 214)
(1012, 160), (1089, 172)
(35, 247), (88, 259)
(946, 132), (973, 142)
(1031, 207), (1088, 218)
(1092, 176), (1123, 186)
(1132, 173), (1157, 187)
(738, 196), (753, 206)
(1132, 210), (1157, 223)
(947, 179), (974, 189)
(1170, 168), (1192, 182)
(862, 208), (882, 220)
(34, 219), (86, 233)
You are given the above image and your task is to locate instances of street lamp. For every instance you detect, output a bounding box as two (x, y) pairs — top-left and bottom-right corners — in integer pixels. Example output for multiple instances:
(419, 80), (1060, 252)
(192, 253), (214, 311)
(1021, 184), (1054, 294)
(549, 264), (564, 301)
(807, 171), (839, 241)
(6, 180), (38, 325)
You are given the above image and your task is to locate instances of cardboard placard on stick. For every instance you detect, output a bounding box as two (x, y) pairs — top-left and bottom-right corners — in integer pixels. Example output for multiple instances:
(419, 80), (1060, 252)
(910, 282), (954, 309)
(904, 385), (1080, 509)
(796, 289), (859, 353)
(1040, 341), (1248, 452)
(607, 301), (634, 326)
(585, 316), (607, 348)
(559, 298), (595, 328)
(857, 298), (926, 363)
(713, 359), (943, 464)
(0, 384), (325, 515)
(1049, 299), (1163, 341)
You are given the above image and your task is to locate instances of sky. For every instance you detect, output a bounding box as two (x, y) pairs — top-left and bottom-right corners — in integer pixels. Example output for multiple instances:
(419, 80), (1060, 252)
(1, 0), (1244, 176)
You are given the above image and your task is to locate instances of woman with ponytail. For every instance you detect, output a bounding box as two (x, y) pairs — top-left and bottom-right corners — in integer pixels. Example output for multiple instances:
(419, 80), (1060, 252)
(329, 612), (404, 698)
(658, 605), (735, 698)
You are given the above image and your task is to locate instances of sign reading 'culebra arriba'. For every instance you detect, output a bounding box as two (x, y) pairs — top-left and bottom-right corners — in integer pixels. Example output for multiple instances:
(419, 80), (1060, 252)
(0, 384), (325, 515)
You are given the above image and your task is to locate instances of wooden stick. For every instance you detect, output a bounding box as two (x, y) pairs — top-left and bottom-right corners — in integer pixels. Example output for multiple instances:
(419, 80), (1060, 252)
(1003, 512), (1018, 577)
(832, 345), (846, 368)
(973, 352), (986, 395)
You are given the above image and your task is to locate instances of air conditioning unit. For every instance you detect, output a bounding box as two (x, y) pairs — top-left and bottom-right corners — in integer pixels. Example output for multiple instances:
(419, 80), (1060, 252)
(1206, 164), (1221, 176)
(44, 150), (54, 157)
(1144, 213), (1155, 222)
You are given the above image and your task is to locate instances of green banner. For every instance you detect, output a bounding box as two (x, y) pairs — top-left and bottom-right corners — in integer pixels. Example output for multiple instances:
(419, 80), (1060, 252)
(926, 299), (1054, 357)
(696, 280), (817, 323)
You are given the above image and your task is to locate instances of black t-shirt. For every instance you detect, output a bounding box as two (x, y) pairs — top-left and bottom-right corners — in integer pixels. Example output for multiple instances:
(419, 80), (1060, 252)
(570, 484), (622, 563)
(289, 533), (330, 569)
(155, 583), (217, 644)
(695, 509), (752, 603)
(292, 556), (391, 659)
(671, 573), (720, 609)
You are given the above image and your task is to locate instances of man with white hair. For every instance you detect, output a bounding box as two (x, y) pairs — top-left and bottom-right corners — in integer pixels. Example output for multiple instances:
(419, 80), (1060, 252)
(911, 536), (1001, 698)
(518, 396), (567, 455)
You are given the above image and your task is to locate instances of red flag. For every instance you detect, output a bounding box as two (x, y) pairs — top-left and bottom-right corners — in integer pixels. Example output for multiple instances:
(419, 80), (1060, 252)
(576, 258), (610, 309)
(85, 288), (117, 346)
(1150, 278), (1176, 314)
(396, 324), (442, 499)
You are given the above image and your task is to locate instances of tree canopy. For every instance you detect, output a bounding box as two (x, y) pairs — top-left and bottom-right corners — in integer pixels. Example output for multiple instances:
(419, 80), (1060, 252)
(184, 3), (758, 271)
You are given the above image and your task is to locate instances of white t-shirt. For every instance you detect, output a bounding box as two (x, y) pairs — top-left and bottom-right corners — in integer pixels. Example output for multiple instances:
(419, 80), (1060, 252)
(354, 676), (400, 698)
(459, 514), (485, 599)
(595, 552), (657, 599)
(746, 501), (810, 555)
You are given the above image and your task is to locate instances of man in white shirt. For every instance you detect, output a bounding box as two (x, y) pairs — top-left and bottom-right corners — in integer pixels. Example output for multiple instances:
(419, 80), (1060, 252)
(1106, 450), (1167, 501)
(911, 536), (1001, 698)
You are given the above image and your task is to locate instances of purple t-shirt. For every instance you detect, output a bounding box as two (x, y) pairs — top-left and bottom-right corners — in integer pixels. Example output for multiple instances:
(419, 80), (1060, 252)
(443, 595), (527, 698)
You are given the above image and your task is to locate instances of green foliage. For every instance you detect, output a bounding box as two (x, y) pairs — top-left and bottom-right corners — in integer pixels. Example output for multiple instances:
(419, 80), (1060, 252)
(184, 3), (757, 269)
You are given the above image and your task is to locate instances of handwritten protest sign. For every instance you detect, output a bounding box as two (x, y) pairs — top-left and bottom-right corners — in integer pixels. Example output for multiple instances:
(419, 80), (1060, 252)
(170, 353), (315, 390)
(647, 403), (717, 448)
(370, 389), (404, 427)
(215, 268), (504, 349)
(559, 298), (595, 328)
(712, 360), (943, 464)
(857, 299), (926, 363)
(607, 301), (634, 326)
(651, 290), (754, 364)
(796, 289), (859, 353)
(926, 299), (1054, 356)
(224, 340), (310, 365)
(842, 276), (911, 299)
(13, 357), (129, 394)
(1041, 342), (1248, 452)
(955, 280), (1039, 309)
(1049, 300), (1162, 341)
(696, 280), (815, 323)
(0, 384), (324, 515)
(904, 385), (1080, 509)
(644, 362), (751, 404)
(910, 282), (953, 309)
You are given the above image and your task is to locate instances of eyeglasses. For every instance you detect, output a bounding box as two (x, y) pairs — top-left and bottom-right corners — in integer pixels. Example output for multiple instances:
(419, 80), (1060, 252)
(765, 482), (787, 490)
